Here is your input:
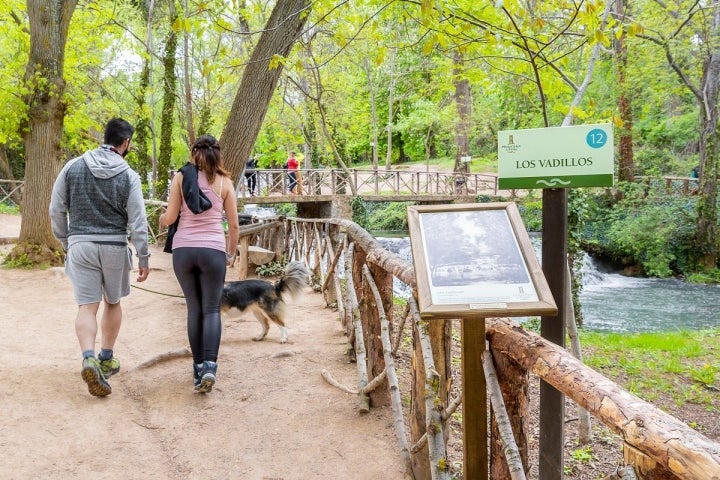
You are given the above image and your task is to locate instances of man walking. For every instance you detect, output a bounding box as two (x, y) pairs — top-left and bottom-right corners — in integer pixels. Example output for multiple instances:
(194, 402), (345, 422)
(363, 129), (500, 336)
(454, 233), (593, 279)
(50, 118), (150, 397)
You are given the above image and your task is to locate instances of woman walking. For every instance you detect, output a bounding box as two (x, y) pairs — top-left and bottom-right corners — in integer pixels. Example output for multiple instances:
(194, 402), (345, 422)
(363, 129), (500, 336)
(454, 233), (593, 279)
(160, 135), (239, 393)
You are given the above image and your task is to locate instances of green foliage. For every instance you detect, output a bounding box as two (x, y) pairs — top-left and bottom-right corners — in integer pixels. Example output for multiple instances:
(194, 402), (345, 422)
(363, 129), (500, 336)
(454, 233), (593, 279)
(564, 445), (597, 475)
(273, 203), (297, 217)
(362, 201), (412, 232)
(516, 198), (543, 232)
(686, 269), (720, 284)
(0, 0), (29, 149)
(570, 446), (595, 463)
(520, 317), (541, 333)
(351, 196), (368, 229)
(255, 260), (286, 278)
(0, 204), (19, 215)
(2, 251), (34, 269)
(582, 182), (697, 277)
(568, 189), (591, 324)
(2, 241), (63, 269)
(690, 364), (718, 387)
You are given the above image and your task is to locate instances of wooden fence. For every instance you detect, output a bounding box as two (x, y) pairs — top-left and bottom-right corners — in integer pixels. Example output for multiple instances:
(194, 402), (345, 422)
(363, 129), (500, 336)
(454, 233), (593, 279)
(235, 215), (720, 480)
(3, 182), (717, 478)
(0, 179), (23, 207)
(634, 176), (700, 196)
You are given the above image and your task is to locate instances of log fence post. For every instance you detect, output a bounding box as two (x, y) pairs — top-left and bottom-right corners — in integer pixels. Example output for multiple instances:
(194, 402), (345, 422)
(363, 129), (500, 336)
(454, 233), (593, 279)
(345, 242), (369, 412)
(489, 332), (530, 478)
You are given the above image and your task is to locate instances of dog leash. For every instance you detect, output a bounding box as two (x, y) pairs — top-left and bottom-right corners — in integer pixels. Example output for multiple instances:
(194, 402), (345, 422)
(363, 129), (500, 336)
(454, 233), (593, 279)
(131, 284), (185, 298)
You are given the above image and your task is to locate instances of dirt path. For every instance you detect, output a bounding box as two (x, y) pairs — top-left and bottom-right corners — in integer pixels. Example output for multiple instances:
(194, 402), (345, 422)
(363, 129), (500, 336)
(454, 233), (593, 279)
(0, 214), (404, 480)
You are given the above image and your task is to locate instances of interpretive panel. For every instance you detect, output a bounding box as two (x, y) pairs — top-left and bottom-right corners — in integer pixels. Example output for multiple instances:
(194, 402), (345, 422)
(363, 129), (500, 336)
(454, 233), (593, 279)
(407, 202), (557, 318)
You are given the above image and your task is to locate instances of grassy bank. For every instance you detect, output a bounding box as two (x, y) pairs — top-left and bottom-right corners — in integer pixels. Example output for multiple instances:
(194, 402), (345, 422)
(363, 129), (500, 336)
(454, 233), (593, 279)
(579, 328), (719, 433)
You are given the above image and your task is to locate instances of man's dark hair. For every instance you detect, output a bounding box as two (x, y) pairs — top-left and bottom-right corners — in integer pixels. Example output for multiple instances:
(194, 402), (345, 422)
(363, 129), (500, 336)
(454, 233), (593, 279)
(104, 118), (135, 147)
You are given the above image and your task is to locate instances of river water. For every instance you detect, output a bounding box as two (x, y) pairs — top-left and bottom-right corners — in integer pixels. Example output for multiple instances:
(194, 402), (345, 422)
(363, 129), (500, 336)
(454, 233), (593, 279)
(374, 235), (720, 334)
(580, 259), (720, 333)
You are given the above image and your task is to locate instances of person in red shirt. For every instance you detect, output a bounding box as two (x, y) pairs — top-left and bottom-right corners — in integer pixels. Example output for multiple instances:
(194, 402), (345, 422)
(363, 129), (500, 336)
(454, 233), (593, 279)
(285, 151), (299, 194)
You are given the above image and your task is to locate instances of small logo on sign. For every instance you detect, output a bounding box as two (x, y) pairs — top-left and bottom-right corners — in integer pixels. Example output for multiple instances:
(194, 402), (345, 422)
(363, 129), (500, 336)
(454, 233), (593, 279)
(501, 134), (521, 154)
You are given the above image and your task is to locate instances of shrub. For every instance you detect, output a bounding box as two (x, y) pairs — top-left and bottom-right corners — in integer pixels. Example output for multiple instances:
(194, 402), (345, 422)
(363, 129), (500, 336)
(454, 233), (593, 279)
(582, 183), (697, 277)
(516, 198), (543, 232)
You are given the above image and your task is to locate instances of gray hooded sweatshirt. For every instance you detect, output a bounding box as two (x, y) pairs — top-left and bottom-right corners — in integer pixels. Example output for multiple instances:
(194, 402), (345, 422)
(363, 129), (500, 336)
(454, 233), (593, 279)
(49, 146), (150, 269)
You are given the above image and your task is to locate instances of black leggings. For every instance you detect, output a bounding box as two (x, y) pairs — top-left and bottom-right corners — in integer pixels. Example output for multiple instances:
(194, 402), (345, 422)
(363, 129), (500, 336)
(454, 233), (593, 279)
(172, 247), (226, 364)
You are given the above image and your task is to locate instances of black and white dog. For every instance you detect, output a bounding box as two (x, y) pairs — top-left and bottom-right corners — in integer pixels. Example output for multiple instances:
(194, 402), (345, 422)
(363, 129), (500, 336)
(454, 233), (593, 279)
(220, 262), (309, 344)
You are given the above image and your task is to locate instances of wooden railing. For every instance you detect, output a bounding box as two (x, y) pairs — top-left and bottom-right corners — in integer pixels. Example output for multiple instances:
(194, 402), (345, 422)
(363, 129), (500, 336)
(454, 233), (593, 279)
(237, 168), (499, 198)
(0, 179), (23, 207)
(235, 215), (720, 480)
(634, 176), (700, 196)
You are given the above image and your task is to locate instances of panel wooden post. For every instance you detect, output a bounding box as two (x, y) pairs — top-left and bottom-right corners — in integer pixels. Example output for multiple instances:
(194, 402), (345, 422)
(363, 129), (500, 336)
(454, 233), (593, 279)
(411, 322), (431, 480)
(363, 263), (391, 407)
(462, 318), (487, 480)
(237, 236), (250, 280)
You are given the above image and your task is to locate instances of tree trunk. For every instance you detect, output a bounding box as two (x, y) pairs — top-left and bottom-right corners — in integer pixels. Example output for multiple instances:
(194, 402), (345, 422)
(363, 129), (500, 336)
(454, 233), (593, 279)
(15, 0), (77, 264)
(133, 60), (152, 190)
(410, 314), (430, 479)
(298, 44), (353, 181)
(157, 5), (178, 199)
(453, 52), (471, 175)
(385, 49), (397, 171)
(363, 57), (380, 170)
(661, 2), (720, 269)
(131, 0), (156, 196)
(0, 147), (15, 181)
(614, 0), (634, 184)
(221, 0), (312, 186)
(182, 0), (195, 144)
(489, 341), (529, 479)
(694, 6), (720, 268)
(356, 249), (390, 407)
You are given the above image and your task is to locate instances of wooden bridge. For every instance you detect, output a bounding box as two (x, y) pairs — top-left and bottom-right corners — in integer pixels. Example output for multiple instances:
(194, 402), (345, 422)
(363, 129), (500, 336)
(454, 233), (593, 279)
(0, 172), (701, 210)
(235, 168), (500, 204)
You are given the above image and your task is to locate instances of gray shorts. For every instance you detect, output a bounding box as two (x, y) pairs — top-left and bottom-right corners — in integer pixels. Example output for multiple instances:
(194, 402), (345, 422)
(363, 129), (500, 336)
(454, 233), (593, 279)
(65, 242), (132, 305)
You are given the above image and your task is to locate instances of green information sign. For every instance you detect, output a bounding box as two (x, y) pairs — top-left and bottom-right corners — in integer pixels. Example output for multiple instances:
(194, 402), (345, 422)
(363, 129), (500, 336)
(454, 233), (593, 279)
(497, 123), (614, 189)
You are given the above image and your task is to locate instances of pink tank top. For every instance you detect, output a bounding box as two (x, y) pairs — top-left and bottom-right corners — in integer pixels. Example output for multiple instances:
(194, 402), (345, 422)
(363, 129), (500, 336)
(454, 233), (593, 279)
(171, 171), (226, 252)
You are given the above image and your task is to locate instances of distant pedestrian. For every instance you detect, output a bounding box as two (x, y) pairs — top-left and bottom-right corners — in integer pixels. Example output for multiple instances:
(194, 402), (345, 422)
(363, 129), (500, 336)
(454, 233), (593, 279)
(244, 157), (257, 196)
(284, 151), (299, 195)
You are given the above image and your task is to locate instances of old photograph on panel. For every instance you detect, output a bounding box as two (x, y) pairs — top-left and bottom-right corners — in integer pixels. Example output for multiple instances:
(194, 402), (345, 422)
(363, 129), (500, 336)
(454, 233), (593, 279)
(419, 208), (530, 287)
(414, 205), (538, 306)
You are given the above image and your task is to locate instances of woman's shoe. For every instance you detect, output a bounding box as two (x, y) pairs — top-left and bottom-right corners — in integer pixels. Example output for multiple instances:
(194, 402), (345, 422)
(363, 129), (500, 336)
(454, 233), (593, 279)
(195, 361), (217, 393)
(192, 363), (203, 388)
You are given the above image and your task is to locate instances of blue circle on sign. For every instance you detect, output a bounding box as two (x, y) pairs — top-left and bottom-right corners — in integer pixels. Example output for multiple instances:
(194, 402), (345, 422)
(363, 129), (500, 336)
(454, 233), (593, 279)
(586, 128), (607, 149)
